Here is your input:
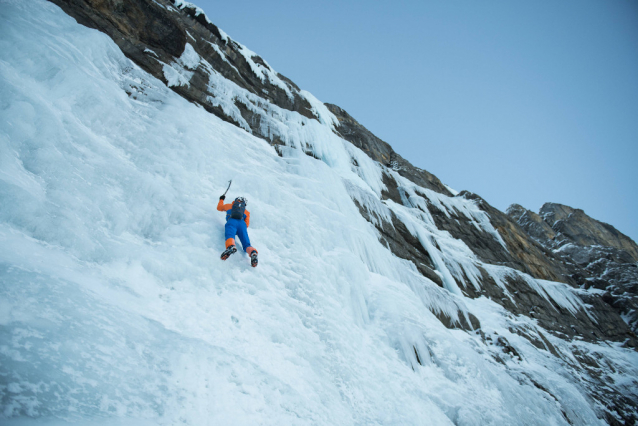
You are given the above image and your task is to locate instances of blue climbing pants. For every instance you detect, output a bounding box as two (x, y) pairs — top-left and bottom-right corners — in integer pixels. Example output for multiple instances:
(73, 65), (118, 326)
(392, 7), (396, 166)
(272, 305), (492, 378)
(225, 218), (252, 252)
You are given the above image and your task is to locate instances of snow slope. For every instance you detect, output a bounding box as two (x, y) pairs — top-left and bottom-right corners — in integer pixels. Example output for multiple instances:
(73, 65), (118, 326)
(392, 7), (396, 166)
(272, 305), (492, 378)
(1, 1), (636, 424)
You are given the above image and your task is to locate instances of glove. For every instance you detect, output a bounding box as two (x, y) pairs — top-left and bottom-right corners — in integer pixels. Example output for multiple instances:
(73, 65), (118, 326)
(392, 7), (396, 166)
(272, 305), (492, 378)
(220, 195), (225, 200)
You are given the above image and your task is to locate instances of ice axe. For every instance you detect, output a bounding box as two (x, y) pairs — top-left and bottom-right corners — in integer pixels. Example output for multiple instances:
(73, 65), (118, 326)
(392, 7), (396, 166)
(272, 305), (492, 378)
(221, 180), (232, 198)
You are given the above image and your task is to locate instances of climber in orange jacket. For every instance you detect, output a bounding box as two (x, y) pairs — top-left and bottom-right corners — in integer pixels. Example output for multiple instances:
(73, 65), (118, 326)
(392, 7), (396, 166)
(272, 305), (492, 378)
(217, 195), (258, 267)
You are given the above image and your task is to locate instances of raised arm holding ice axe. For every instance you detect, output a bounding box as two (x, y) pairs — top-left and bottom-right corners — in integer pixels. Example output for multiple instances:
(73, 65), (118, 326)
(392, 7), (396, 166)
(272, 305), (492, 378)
(217, 181), (258, 267)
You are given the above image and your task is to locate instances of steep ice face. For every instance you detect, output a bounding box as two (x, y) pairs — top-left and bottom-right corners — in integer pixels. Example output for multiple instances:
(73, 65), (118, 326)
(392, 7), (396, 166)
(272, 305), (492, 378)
(0, 1), (636, 425)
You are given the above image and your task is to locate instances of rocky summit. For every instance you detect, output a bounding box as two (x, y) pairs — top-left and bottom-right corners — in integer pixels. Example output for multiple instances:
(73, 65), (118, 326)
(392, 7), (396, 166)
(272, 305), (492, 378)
(1, 0), (637, 424)
(508, 203), (638, 335)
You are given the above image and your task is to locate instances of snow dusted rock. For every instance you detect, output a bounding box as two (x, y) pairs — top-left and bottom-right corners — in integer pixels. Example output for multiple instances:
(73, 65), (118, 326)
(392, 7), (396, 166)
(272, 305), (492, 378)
(507, 203), (557, 244)
(325, 103), (452, 195)
(508, 203), (638, 338)
(434, 193), (564, 281)
(48, 0), (317, 139)
(540, 202), (638, 261)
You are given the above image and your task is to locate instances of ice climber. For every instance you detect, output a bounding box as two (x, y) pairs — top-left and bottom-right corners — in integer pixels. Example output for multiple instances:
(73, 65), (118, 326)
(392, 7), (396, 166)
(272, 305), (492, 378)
(217, 195), (258, 267)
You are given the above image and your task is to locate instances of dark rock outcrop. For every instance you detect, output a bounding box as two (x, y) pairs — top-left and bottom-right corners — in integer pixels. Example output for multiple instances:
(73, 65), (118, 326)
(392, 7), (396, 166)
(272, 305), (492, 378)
(540, 203), (638, 261)
(508, 203), (638, 334)
(507, 203), (556, 243)
(325, 103), (452, 195)
(435, 192), (569, 282)
(48, 0), (316, 140)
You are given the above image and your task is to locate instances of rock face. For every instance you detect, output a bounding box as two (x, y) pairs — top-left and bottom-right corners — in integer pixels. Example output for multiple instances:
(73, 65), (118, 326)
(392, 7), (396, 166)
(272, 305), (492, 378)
(48, 0), (317, 145)
(508, 203), (638, 335)
(540, 203), (638, 261)
(44, 1), (638, 423)
(507, 203), (556, 243)
(325, 103), (452, 195)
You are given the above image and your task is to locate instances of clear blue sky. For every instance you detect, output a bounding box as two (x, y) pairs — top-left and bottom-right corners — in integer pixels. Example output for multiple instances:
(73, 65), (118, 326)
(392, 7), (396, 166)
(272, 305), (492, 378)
(193, 0), (638, 242)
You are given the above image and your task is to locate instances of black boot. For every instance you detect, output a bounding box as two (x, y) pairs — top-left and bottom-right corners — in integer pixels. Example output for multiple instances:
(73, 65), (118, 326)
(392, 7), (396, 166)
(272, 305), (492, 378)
(250, 251), (258, 267)
(221, 245), (237, 261)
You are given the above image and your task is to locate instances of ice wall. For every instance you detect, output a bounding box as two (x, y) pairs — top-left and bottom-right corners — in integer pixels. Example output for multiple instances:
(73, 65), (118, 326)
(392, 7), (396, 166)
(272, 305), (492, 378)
(1, 1), (636, 425)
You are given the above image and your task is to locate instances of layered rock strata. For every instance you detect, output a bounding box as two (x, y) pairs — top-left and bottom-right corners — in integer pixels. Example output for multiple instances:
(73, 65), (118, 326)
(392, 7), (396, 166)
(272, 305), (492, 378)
(508, 203), (638, 335)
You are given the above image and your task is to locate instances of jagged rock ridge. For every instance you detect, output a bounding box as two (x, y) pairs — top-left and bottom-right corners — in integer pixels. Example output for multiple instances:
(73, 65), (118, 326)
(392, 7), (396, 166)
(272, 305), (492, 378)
(508, 203), (638, 335)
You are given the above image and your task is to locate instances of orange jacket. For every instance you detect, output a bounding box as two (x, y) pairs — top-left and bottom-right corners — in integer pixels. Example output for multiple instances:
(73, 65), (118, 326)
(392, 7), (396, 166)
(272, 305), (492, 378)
(217, 199), (250, 227)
